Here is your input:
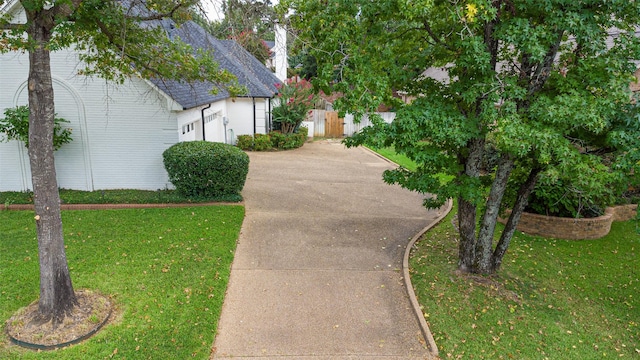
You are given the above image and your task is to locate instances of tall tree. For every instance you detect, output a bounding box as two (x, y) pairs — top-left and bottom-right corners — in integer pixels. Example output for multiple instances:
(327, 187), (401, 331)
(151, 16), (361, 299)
(195, 0), (275, 64)
(0, 0), (240, 326)
(284, 0), (640, 274)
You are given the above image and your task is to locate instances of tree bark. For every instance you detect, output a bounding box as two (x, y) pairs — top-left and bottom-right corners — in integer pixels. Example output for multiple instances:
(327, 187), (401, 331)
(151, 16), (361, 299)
(457, 196), (477, 272)
(490, 166), (542, 272)
(474, 154), (514, 273)
(27, 9), (77, 326)
(457, 137), (484, 272)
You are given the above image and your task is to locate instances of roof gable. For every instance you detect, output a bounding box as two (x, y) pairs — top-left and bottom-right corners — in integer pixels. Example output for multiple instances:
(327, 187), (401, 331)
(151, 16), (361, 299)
(149, 21), (282, 110)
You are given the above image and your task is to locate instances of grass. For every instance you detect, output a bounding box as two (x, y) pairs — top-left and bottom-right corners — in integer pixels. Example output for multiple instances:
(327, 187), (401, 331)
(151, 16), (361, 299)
(365, 146), (639, 358)
(410, 204), (640, 359)
(0, 205), (244, 359)
(0, 189), (242, 206)
(366, 146), (418, 171)
(366, 145), (454, 185)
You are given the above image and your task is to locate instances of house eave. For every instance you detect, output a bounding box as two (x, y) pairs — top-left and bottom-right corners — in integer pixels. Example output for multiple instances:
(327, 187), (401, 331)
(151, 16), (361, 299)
(142, 78), (185, 111)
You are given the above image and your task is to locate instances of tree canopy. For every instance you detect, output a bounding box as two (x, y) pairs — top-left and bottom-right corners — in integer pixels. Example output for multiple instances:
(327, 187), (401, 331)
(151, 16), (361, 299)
(283, 0), (640, 274)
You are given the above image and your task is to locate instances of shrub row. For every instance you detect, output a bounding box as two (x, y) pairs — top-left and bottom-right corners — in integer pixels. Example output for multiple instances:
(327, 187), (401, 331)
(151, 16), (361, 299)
(236, 127), (308, 151)
(162, 141), (249, 200)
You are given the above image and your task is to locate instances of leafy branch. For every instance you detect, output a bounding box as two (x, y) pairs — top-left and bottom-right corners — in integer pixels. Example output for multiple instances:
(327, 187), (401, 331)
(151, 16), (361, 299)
(0, 105), (73, 150)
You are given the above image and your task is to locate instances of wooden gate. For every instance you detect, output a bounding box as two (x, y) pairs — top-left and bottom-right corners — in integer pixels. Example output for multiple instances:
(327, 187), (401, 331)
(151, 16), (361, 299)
(325, 111), (344, 138)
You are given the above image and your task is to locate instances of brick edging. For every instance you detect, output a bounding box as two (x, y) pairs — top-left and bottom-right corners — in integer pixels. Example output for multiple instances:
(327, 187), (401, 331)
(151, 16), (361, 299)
(499, 204), (637, 240)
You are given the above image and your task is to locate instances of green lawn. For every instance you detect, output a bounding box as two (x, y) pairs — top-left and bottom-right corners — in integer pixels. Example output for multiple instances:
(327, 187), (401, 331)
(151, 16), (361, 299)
(410, 204), (639, 359)
(0, 188), (242, 206)
(367, 146), (418, 171)
(366, 146), (453, 185)
(0, 205), (244, 359)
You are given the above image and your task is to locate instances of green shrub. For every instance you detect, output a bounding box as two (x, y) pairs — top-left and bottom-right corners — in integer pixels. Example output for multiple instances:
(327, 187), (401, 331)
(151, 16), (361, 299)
(253, 133), (272, 151)
(0, 105), (73, 150)
(236, 135), (253, 150)
(282, 132), (305, 149)
(269, 131), (286, 149)
(163, 141), (249, 199)
(297, 125), (309, 138)
(233, 131), (306, 152)
(523, 159), (617, 218)
(272, 79), (317, 134)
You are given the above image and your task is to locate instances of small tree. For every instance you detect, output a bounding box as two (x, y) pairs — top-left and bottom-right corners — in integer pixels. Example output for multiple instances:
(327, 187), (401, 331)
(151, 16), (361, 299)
(0, 105), (72, 150)
(272, 78), (316, 133)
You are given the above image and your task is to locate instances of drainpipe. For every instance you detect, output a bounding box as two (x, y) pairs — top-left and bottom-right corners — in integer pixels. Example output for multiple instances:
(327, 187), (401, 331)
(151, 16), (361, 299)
(201, 103), (211, 141)
(252, 97), (257, 135)
(268, 97), (272, 132)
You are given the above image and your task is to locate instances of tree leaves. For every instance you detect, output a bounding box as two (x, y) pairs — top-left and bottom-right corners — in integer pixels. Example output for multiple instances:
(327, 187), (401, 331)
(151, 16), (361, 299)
(288, 0), (640, 273)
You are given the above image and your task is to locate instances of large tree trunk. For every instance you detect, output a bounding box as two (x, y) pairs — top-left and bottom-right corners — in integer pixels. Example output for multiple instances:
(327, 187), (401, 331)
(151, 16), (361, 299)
(27, 12), (77, 326)
(457, 138), (484, 272)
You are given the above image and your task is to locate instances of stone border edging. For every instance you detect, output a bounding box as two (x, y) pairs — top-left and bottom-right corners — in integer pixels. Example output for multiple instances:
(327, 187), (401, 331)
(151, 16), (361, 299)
(403, 198), (453, 358)
(3, 201), (242, 211)
(499, 204), (637, 240)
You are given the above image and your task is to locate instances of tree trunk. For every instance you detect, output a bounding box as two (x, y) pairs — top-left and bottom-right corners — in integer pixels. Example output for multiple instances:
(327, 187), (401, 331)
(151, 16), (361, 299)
(474, 154), (514, 274)
(27, 12), (77, 326)
(457, 197), (477, 272)
(457, 137), (484, 272)
(490, 166), (542, 272)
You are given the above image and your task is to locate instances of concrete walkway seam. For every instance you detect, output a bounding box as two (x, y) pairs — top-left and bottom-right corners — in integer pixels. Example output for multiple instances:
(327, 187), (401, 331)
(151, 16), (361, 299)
(403, 198), (453, 358)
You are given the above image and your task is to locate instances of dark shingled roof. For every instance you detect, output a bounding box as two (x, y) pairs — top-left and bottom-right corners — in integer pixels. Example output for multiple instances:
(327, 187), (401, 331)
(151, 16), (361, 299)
(149, 20), (282, 110)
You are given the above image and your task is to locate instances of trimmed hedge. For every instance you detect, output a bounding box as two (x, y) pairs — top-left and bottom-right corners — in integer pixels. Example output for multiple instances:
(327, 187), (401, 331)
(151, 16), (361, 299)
(163, 141), (249, 200)
(236, 130), (307, 151)
(236, 135), (254, 151)
(253, 133), (272, 151)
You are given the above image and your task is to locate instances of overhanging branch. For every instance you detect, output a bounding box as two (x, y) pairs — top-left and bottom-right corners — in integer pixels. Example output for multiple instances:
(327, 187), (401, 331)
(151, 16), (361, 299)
(0, 22), (25, 31)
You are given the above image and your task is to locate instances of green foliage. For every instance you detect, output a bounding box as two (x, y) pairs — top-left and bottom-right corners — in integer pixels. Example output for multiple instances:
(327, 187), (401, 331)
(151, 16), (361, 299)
(163, 141), (249, 200)
(410, 204), (640, 358)
(0, 206), (244, 359)
(0, 1), (244, 95)
(288, 47), (318, 79)
(286, 0), (640, 273)
(281, 131), (305, 149)
(235, 131), (306, 151)
(268, 131), (286, 148)
(0, 106), (72, 151)
(253, 133), (273, 151)
(272, 79), (317, 134)
(236, 134), (254, 150)
(202, 0), (276, 41)
(232, 30), (272, 64)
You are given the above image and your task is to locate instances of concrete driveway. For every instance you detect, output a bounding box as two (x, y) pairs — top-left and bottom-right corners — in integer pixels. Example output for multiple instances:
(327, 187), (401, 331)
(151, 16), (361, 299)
(212, 140), (443, 359)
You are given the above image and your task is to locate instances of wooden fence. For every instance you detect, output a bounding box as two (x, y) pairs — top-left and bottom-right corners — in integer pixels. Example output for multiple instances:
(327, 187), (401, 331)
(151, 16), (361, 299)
(308, 110), (396, 138)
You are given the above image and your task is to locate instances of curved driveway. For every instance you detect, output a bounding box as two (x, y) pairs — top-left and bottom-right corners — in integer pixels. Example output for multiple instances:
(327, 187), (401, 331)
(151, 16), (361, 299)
(212, 140), (442, 359)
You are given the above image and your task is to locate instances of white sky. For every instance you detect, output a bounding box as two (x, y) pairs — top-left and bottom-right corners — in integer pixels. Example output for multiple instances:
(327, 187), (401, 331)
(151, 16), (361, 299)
(200, 0), (225, 21)
(200, 0), (281, 22)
